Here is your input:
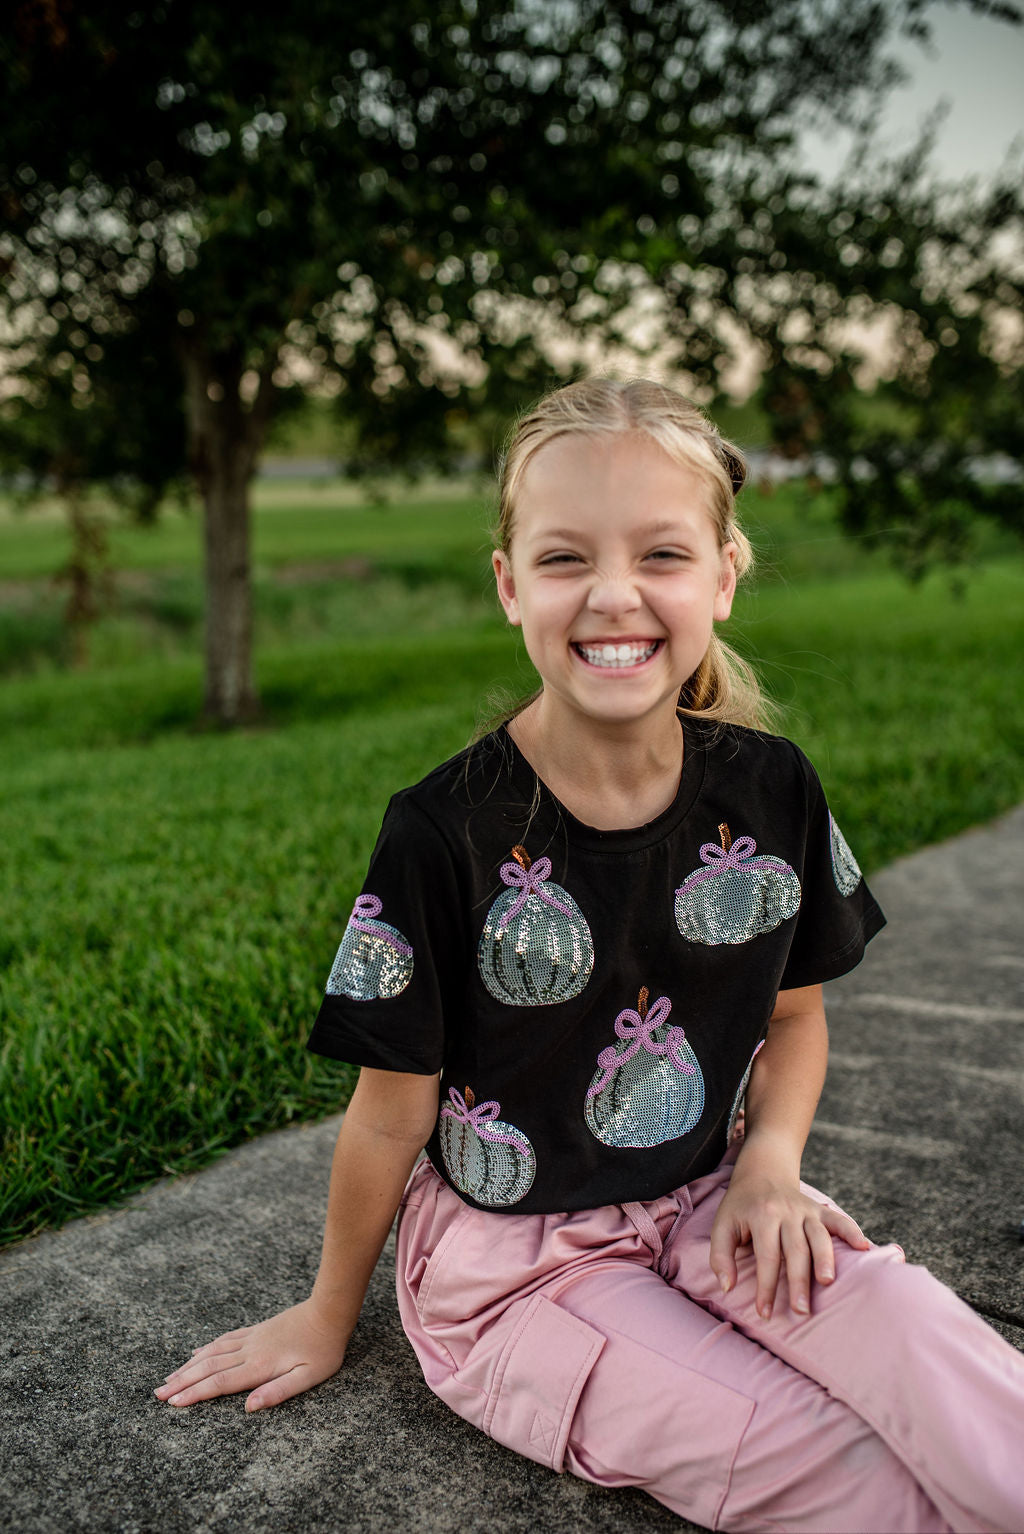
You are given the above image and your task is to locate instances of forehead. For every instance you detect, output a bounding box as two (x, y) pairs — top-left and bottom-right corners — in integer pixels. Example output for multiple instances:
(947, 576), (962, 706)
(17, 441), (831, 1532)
(513, 429), (714, 536)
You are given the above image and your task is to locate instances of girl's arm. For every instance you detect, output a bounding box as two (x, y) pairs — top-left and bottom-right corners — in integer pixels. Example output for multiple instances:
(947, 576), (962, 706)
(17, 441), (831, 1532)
(708, 983), (869, 1320)
(155, 1065), (440, 1412)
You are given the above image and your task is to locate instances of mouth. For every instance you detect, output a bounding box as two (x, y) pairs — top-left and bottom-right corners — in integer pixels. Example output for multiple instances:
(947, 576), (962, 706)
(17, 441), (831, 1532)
(572, 640), (662, 670)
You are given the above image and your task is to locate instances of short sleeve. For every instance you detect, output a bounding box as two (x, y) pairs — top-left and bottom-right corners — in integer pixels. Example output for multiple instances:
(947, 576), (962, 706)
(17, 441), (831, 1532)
(306, 795), (468, 1073)
(779, 750), (886, 990)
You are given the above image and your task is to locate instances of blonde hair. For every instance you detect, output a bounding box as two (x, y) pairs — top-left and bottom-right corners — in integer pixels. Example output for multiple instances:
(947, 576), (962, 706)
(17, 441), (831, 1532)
(493, 376), (774, 733)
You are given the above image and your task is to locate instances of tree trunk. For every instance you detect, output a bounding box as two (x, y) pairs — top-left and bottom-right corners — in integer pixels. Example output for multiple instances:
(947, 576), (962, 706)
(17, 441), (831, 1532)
(58, 481), (111, 670)
(200, 446), (258, 723)
(183, 346), (274, 725)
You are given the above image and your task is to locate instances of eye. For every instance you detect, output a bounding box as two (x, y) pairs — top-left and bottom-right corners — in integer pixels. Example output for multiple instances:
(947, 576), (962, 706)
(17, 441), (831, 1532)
(538, 552), (583, 566)
(644, 548), (687, 564)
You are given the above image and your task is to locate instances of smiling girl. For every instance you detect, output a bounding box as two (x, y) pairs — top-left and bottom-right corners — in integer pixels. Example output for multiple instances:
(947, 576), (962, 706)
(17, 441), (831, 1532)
(157, 379), (1024, 1533)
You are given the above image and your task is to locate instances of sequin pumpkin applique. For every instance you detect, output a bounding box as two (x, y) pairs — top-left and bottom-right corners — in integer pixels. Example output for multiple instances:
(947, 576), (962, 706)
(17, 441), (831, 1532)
(674, 822), (801, 946)
(326, 893), (414, 1000)
(477, 845), (594, 1006)
(829, 812), (862, 896)
(585, 987), (705, 1149)
(439, 1086), (537, 1207)
(725, 1039), (765, 1149)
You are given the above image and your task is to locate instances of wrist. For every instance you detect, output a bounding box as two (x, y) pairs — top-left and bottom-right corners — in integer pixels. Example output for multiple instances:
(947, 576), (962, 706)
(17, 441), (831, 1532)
(732, 1125), (803, 1184)
(307, 1282), (363, 1339)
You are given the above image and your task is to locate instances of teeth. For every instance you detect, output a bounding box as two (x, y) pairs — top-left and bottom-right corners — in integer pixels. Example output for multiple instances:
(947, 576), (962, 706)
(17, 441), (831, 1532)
(577, 641), (658, 669)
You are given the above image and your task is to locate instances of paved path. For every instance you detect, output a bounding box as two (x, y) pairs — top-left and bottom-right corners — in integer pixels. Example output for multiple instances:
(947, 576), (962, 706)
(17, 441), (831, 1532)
(2, 809), (1023, 1534)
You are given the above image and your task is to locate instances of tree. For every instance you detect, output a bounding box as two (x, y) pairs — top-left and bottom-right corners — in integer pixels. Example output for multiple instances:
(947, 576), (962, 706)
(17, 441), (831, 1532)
(750, 151), (1024, 577)
(2, 0), (1020, 720)
(0, 286), (187, 660)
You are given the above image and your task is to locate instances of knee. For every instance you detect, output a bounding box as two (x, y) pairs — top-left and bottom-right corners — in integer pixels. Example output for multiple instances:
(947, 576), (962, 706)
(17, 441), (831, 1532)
(832, 1239), (971, 1337)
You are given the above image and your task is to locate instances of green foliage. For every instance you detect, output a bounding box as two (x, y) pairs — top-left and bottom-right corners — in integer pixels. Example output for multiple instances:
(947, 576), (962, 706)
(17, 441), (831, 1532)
(3, 1), (1020, 720)
(4, 2), (1018, 482)
(744, 148), (1024, 574)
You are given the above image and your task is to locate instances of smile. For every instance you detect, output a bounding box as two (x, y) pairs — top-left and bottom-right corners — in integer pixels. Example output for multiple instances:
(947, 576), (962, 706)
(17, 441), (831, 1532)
(573, 641), (661, 669)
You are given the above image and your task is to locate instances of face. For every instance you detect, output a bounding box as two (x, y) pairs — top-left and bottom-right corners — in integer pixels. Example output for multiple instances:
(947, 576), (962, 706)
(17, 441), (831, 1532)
(493, 431), (737, 734)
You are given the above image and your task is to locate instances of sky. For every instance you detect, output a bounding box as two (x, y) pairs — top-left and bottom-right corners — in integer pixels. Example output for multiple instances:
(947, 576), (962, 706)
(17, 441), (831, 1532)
(803, 4), (1024, 183)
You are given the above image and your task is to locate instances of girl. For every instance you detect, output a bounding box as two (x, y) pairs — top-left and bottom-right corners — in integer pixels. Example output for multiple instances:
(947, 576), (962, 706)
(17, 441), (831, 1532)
(156, 379), (1024, 1533)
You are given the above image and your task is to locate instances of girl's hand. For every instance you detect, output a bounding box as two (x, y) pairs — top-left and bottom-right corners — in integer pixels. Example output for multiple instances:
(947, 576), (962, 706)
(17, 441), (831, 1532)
(154, 1297), (349, 1413)
(709, 1168), (870, 1321)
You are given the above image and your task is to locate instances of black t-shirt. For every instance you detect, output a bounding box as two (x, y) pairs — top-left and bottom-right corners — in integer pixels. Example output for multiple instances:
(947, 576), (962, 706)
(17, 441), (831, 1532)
(308, 718), (884, 1214)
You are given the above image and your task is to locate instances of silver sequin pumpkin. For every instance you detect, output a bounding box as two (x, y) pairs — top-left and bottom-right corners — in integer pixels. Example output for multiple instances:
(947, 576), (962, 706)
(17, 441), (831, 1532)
(478, 847), (594, 1006)
(326, 894), (414, 1000)
(439, 1087), (536, 1207)
(725, 1040), (765, 1148)
(674, 827), (800, 946)
(829, 813), (862, 896)
(585, 990), (705, 1149)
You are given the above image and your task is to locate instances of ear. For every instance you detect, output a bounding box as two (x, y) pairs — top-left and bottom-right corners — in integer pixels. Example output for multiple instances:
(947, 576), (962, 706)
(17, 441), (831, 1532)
(493, 549), (522, 627)
(714, 542), (738, 622)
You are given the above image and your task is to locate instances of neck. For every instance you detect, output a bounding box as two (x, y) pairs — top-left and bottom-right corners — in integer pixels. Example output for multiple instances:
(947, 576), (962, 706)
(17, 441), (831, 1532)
(509, 695), (684, 830)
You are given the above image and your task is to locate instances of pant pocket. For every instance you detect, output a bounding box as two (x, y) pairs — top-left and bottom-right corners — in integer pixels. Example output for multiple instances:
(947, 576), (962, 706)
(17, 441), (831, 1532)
(413, 1202), (477, 1320)
(482, 1293), (605, 1474)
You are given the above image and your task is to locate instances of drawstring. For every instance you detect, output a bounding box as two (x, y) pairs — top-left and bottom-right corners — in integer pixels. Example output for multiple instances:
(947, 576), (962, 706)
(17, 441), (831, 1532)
(661, 1190), (694, 1275)
(621, 1200), (666, 1261)
(621, 1189), (694, 1272)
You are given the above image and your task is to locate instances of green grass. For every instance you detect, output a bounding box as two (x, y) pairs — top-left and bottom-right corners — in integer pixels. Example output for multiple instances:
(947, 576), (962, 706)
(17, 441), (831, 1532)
(1, 477), (1022, 1246)
(731, 563), (1024, 869)
(0, 701), (484, 1241)
(0, 482), (494, 580)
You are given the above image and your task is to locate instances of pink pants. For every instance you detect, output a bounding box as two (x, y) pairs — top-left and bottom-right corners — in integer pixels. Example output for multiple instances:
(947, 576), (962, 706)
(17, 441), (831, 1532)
(396, 1157), (1024, 1534)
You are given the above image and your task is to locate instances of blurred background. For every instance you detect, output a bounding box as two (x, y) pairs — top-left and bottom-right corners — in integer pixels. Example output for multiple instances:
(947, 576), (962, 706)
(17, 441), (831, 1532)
(1, 0), (1021, 1247)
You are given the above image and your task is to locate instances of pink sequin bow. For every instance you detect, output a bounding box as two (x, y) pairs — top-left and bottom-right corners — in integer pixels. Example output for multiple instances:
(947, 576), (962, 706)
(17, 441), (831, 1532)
(588, 994), (696, 1098)
(348, 893), (413, 955)
(495, 855), (574, 932)
(677, 836), (790, 891)
(440, 1087), (530, 1152)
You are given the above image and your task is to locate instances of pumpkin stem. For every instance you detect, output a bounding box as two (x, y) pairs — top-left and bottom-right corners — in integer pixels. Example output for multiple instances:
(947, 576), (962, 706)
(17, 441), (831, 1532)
(464, 1085), (475, 1109)
(718, 822), (732, 852)
(510, 844), (531, 870)
(637, 986), (649, 1019)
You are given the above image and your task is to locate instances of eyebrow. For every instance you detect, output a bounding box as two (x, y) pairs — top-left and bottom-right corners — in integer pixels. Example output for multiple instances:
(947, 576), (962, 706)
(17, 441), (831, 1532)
(529, 519), (689, 542)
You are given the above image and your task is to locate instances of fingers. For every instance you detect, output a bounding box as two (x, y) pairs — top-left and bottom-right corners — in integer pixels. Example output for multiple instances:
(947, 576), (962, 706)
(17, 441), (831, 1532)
(779, 1225), (809, 1316)
(155, 1303), (349, 1413)
(156, 1346), (253, 1406)
(761, 1207), (869, 1319)
(713, 1182), (874, 1324)
(781, 1207), (848, 1314)
(156, 1329), (263, 1405)
(150, 1329), (248, 1400)
(246, 1366), (306, 1414)
(191, 1326), (251, 1358)
(819, 1203), (871, 1250)
(752, 1234), (783, 1320)
(740, 1205), (835, 1319)
(708, 1209), (743, 1297)
(805, 1216), (837, 1290)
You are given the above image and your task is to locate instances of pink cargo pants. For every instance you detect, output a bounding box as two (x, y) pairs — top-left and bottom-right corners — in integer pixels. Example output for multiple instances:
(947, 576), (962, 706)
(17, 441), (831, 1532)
(396, 1157), (1024, 1533)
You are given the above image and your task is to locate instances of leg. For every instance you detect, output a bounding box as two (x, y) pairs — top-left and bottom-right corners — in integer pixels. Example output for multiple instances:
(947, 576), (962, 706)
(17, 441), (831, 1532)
(396, 1164), (949, 1533)
(665, 1162), (1024, 1534)
(557, 1260), (949, 1533)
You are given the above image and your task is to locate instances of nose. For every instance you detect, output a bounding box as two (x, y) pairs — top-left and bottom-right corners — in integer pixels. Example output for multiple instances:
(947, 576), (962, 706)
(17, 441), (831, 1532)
(587, 566), (643, 619)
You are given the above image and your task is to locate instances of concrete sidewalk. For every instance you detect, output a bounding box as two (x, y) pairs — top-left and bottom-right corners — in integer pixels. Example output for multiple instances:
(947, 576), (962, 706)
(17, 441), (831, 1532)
(2, 809), (1023, 1534)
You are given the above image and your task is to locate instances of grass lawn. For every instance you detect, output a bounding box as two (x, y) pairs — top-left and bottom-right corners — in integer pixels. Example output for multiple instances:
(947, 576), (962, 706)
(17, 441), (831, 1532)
(1, 477), (1021, 1246)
